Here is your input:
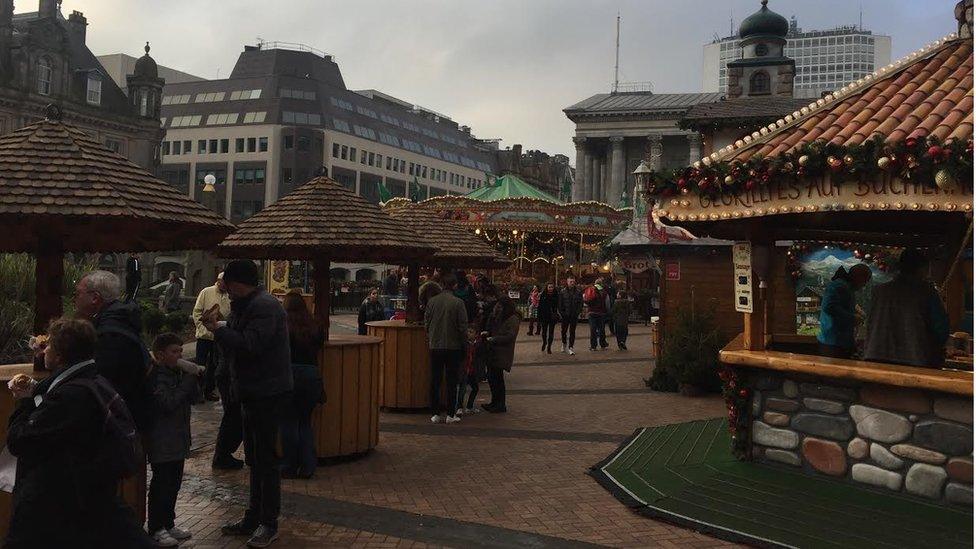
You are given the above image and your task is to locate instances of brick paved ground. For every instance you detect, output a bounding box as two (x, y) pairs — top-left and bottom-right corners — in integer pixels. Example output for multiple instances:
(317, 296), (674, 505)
(172, 316), (737, 548)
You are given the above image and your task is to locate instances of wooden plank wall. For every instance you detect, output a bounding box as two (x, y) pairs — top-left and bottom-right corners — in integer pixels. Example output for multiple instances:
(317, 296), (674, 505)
(314, 341), (381, 458)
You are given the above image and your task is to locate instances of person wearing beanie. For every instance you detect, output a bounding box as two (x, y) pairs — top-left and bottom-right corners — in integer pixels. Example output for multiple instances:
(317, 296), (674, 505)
(202, 259), (292, 547)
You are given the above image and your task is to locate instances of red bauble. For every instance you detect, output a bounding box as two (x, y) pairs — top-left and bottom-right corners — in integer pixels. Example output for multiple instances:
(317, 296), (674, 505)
(905, 136), (918, 148)
(745, 180), (755, 190)
(761, 174), (771, 183)
(738, 389), (749, 398)
(677, 178), (687, 188)
(926, 145), (944, 159)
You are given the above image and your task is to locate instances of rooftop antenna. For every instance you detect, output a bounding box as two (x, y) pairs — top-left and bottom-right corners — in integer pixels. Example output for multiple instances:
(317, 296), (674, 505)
(730, 6), (733, 37)
(859, 3), (863, 30)
(613, 12), (620, 93)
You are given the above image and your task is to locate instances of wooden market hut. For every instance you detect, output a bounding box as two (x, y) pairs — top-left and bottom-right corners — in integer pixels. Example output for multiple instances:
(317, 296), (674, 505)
(0, 108), (234, 531)
(217, 176), (437, 457)
(649, 18), (974, 506)
(369, 198), (510, 409)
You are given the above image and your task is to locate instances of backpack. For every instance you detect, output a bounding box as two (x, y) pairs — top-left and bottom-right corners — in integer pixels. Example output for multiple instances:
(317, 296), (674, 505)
(96, 325), (155, 432)
(65, 375), (140, 479)
(583, 286), (597, 303)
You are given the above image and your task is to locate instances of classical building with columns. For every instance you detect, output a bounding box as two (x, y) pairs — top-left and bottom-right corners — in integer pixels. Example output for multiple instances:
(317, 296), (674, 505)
(563, 92), (722, 206)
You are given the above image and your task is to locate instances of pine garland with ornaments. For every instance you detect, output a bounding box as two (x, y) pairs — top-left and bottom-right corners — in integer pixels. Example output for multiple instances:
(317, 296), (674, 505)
(718, 365), (750, 459)
(644, 134), (973, 200)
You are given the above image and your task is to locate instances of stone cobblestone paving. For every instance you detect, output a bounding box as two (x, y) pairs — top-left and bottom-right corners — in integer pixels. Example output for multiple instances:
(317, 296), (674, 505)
(174, 316), (737, 548)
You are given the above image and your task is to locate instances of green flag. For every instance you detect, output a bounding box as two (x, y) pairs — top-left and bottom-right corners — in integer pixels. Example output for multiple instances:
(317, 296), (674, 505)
(485, 172), (496, 187)
(376, 180), (392, 203)
(410, 177), (422, 202)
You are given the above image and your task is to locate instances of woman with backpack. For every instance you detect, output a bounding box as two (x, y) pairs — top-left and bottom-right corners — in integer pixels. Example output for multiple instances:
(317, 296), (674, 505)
(481, 296), (521, 413)
(281, 290), (326, 479)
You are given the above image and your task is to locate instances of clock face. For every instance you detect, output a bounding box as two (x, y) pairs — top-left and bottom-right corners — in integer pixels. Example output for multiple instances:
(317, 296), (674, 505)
(755, 43), (769, 56)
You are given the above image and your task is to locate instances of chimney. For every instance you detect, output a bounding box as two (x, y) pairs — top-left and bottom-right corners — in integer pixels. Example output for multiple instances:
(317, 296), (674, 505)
(460, 125), (471, 135)
(68, 11), (87, 44)
(956, 0), (973, 39)
(39, 0), (58, 19)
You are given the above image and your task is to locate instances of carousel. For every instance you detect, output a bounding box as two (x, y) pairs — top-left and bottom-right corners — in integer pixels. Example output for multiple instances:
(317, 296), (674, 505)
(416, 173), (631, 283)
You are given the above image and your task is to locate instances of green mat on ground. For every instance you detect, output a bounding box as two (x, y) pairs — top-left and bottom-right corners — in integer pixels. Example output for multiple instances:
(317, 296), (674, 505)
(590, 418), (973, 549)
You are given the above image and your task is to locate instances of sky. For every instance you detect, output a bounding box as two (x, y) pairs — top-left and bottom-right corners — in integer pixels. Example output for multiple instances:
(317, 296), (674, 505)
(58, 0), (957, 161)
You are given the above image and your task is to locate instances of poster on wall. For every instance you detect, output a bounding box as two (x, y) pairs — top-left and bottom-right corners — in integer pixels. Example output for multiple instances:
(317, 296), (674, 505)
(732, 242), (753, 313)
(267, 260), (290, 295)
(793, 247), (893, 336)
(665, 262), (680, 281)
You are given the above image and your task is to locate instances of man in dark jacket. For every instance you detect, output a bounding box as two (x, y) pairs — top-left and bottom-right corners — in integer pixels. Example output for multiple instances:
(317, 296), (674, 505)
(557, 277), (584, 355)
(424, 273), (468, 423)
(585, 278), (610, 351)
(125, 252), (141, 302)
(6, 318), (153, 548)
(205, 259), (292, 548)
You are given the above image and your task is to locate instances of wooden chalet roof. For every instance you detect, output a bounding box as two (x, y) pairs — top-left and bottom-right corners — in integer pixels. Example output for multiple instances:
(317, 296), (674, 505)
(0, 111), (234, 253)
(217, 176), (437, 262)
(705, 36), (973, 165)
(383, 199), (510, 268)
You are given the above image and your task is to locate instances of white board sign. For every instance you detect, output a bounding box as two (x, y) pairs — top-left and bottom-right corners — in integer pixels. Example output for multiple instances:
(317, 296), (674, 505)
(733, 242), (753, 313)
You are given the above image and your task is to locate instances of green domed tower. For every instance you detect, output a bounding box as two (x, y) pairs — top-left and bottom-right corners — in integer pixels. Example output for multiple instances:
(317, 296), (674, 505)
(727, 0), (796, 99)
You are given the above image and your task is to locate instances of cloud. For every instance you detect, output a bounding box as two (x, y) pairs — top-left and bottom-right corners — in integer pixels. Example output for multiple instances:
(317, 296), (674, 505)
(61, 0), (956, 162)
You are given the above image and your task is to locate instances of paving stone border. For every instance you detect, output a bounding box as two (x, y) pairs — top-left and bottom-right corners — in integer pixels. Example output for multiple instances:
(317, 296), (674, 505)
(746, 371), (973, 508)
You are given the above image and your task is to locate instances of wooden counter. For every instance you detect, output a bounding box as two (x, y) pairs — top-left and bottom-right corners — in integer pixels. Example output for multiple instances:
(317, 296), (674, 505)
(366, 321), (431, 410)
(314, 335), (383, 458)
(720, 334), (974, 396)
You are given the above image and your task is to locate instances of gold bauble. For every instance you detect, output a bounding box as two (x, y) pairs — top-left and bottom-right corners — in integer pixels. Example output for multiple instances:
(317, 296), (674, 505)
(798, 155), (810, 166)
(877, 156), (891, 170)
(724, 175), (734, 185)
(935, 168), (956, 189)
(843, 154), (854, 165)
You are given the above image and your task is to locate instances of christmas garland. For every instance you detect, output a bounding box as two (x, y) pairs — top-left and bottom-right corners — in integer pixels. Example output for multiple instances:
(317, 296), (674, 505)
(718, 365), (750, 459)
(644, 135), (974, 200)
(786, 241), (902, 281)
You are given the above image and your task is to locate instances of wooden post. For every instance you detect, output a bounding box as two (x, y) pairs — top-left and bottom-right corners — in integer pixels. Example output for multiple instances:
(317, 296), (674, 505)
(743, 241), (771, 351)
(405, 262), (421, 323)
(313, 258), (331, 341)
(33, 244), (64, 338)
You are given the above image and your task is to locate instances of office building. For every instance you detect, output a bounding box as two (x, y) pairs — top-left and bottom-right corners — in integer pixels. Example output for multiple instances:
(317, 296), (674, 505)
(703, 15), (891, 98)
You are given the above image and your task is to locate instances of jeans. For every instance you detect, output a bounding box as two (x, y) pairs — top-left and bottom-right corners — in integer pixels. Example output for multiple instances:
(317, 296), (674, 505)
(147, 460), (184, 532)
(195, 339), (217, 394)
(589, 315), (608, 350)
(615, 322), (629, 347)
(486, 367), (506, 407)
(560, 318), (578, 348)
(213, 382), (243, 465)
(430, 349), (462, 415)
(539, 320), (556, 350)
(456, 370), (479, 410)
(241, 394), (288, 529)
(280, 400), (316, 476)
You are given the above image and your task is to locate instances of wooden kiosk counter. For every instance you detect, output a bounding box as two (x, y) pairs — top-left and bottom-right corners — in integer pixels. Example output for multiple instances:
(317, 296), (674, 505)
(646, 30), (975, 507)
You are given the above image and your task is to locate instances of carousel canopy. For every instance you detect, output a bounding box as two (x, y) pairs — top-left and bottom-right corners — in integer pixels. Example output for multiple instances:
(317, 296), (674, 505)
(655, 33), (974, 245)
(382, 199), (510, 268)
(217, 176), (436, 262)
(0, 107), (234, 252)
(466, 174), (562, 203)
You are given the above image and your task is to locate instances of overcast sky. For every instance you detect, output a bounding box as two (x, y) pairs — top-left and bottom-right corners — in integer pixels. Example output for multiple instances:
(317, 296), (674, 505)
(59, 0), (956, 160)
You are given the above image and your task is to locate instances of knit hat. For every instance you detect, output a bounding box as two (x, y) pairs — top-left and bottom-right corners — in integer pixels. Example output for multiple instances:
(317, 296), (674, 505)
(222, 259), (259, 287)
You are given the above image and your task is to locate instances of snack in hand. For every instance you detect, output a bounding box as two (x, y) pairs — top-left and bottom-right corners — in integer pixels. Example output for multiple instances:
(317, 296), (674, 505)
(28, 334), (48, 350)
(8, 373), (35, 392)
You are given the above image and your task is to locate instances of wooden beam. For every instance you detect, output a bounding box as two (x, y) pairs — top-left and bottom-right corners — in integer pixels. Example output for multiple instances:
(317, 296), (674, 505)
(312, 258), (331, 341)
(33, 243), (64, 338)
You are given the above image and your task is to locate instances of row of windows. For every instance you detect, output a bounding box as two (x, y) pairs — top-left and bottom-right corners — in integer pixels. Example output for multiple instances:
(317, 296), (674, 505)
(170, 115), (202, 127)
(719, 34), (876, 52)
(330, 116), (484, 170)
(166, 111), (267, 127)
(161, 94), (192, 105)
(282, 111), (322, 125)
(34, 58), (101, 105)
(162, 89), (262, 105)
(330, 142), (486, 189)
(195, 92), (225, 103)
(161, 136), (269, 156)
(280, 88), (316, 100)
(230, 89), (262, 100)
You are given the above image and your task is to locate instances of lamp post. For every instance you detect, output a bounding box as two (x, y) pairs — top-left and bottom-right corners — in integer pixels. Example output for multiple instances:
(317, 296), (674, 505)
(632, 160), (652, 204)
(202, 173), (218, 214)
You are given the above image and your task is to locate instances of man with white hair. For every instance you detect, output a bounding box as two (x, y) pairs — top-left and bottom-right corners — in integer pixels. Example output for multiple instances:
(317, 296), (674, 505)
(74, 270), (153, 433)
(192, 271), (231, 402)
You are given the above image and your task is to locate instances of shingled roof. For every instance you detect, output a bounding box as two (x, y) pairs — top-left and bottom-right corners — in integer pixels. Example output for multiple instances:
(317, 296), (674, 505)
(681, 96), (812, 130)
(217, 176), (437, 262)
(705, 35), (973, 164)
(0, 113), (234, 253)
(383, 199), (510, 268)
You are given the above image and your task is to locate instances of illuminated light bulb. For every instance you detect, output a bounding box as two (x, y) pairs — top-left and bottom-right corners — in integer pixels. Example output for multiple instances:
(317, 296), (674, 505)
(767, 207), (778, 214)
(688, 214), (698, 221)
(732, 211), (742, 218)
(735, 140), (745, 147)
(800, 107), (809, 115)
(946, 203), (957, 211)
(475, 228), (482, 235)
(911, 203), (921, 210)
(671, 199), (679, 207)
(760, 127), (769, 135)
(693, 161), (702, 168)
(744, 136), (753, 143)
(794, 206), (804, 213)
(927, 202), (938, 210)
(710, 152), (720, 161)
(751, 131), (761, 139)
(721, 212), (730, 219)
(963, 203), (972, 212)
(847, 202), (857, 210)
(862, 202), (872, 210)
(678, 215), (687, 222)
(709, 213), (720, 221)
(680, 200), (690, 207)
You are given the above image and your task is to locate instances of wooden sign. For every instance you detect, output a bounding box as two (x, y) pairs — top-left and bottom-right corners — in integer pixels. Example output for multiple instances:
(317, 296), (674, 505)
(732, 242), (753, 313)
(657, 177), (973, 222)
(267, 260), (290, 294)
(622, 255), (654, 274)
(665, 262), (680, 281)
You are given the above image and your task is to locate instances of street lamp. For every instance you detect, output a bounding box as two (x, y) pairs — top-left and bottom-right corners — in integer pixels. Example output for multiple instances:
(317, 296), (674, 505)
(632, 160), (652, 194)
(202, 173), (217, 214)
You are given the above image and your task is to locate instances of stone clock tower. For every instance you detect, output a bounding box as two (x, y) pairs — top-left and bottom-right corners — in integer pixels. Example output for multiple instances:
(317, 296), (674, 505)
(727, 0), (795, 99)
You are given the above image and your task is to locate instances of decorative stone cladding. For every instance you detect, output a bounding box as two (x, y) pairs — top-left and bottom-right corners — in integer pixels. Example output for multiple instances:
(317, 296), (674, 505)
(747, 370), (973, 507)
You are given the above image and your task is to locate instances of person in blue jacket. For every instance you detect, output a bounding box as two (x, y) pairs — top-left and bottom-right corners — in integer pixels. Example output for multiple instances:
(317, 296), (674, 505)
(817, 263), (872, 358)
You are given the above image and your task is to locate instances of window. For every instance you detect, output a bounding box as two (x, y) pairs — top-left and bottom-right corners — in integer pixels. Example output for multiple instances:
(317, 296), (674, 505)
(341, 145), (348, 160)
(230, 89), (262, 100)
(247, 137), (256, 152)
(350, 147), (357, 160)
(297, 136), (310, 151)
(205, 113), (240, 125)
(242, 112), (266, 124)
(193, 92), (225, 103)
(386, 156), (392, 170)
(235, 138), (245, 153)
(283, 111), (322, 125)
(255, 169), (265, 184)
(86, 75), (101, 105)
(329, 97), (354, 110)
(170, 115), (203, 127)
(36, 58), (52, 95)
(333, 118), (351, 132)
(280, 88), (316, 100)
(332, 143), (340, 158)
(208, 139), (218, 154)
(258, 137), (268, 152)
(198, 140), (207, 154)
(282, 168), (293, 186)
(375, 154), (382, 168)
(283, 135), (294, 149)
(360, 150), (367, 164)
(353, 125), (377, 140)
(220, 139), (229, 153)
(356, 106), (378, 119)
(182, 140), (192, 153)
(161, 141), (171, 156)
(750, 71), (770, 95)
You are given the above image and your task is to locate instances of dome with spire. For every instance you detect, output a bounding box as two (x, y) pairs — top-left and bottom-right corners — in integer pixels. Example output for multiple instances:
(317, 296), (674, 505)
(133, 42), (158, 79)
(739, 0), (789, 41)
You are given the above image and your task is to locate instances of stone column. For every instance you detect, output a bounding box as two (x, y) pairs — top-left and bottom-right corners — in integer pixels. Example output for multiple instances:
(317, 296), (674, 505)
(646, 134), (663, 171)
(582, 150), (593, 200)
(687, 133), (702, 167)
(609, 136), (625, 206)
(572, 137), (586, 202)
(594, 155), (604, 203)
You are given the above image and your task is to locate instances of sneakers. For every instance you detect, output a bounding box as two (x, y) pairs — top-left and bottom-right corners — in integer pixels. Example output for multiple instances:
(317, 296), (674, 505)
(456, 408), (466, 416)
(430, 414), (445, 424)
(466, 406), (481, 415)
(445, 415), (461, 424)
(221, 519), (258, 536)
(561, 343), (567, 353)
(246, 525), (279, 548)
(168, 527), (192, 541)
(152, 529), (179, 547)
(568, 347), (575, 355)
(620, 343), (628, 350)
